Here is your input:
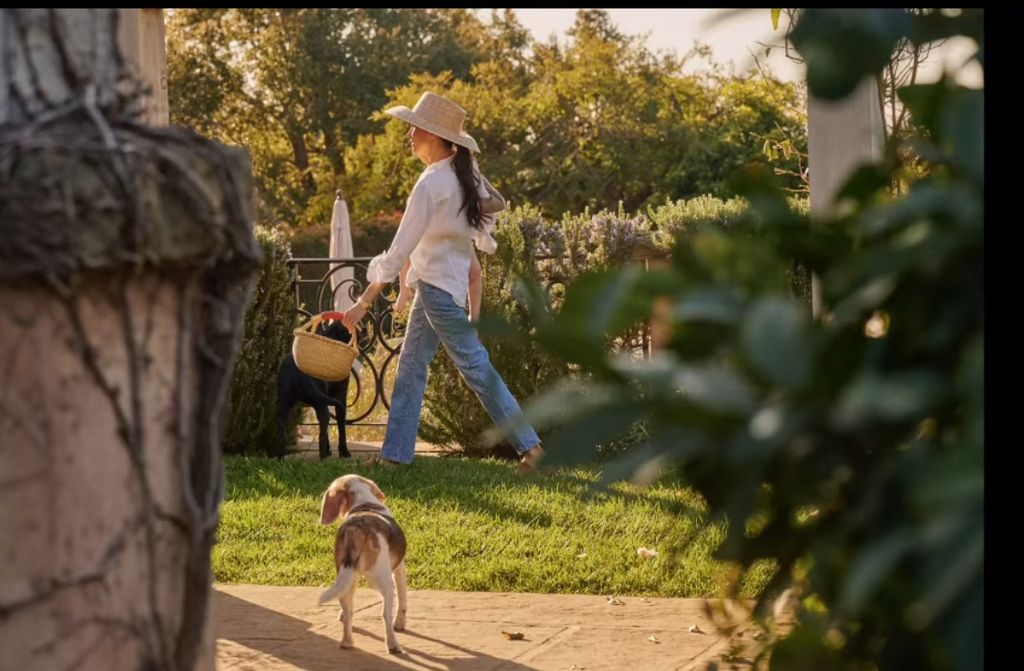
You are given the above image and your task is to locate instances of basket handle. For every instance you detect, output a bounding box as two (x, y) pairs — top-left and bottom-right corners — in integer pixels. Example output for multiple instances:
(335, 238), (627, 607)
(318, 311), (358, 339)
(298, 313), (324, 334)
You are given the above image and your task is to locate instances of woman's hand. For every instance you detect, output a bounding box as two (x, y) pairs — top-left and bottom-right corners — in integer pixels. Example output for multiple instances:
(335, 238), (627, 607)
(395, 287), (413, 314)
(342, 302), (368, 332)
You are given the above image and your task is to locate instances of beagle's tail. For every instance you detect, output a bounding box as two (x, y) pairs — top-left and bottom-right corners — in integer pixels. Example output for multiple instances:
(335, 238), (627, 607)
(318, 566), (355, 605)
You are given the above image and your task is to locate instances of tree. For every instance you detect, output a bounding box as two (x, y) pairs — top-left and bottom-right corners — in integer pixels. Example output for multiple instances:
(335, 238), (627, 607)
(167, 8), (515, 229)
(345, 9), (807, 222)
(170, 9), (807, 229)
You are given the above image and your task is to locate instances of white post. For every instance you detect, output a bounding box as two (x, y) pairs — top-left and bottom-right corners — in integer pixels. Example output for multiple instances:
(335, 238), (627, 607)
(807, 76), (886, 316)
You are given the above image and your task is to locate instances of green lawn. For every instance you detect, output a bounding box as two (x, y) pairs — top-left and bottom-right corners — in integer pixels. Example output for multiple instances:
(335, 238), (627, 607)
(215, 455), (774, 598)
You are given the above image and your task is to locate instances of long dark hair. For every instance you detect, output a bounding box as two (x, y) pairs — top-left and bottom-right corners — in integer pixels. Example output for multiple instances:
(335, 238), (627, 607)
(447, 142), (484, 231)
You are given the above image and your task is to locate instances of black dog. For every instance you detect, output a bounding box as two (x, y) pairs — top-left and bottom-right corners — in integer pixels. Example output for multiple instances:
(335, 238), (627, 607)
(276, 318), (353, 459)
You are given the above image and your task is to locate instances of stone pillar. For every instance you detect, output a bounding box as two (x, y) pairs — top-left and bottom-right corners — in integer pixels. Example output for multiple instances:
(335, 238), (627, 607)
(1, 9), (258, 670)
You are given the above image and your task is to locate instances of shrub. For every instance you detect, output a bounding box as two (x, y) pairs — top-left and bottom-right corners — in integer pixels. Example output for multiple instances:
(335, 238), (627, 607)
(222, 226), (297, 455)
(419, 197), (791, 457)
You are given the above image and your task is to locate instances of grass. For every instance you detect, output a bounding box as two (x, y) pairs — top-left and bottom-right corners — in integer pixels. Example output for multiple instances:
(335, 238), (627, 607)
(215, 455), (775, 598)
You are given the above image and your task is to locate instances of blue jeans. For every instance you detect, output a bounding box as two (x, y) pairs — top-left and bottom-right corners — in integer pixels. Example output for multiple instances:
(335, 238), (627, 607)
(381, 282), (540, 464)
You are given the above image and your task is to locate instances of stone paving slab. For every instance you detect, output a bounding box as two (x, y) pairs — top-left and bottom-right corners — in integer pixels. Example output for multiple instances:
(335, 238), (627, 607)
(214, 584), (755, 671)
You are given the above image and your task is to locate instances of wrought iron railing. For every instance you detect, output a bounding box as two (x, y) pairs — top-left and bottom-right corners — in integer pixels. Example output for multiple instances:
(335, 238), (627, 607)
(287, 257), (404, 427)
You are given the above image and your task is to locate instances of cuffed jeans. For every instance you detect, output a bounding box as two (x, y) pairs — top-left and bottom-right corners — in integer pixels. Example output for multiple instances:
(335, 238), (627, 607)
(380, 282), (540, 463)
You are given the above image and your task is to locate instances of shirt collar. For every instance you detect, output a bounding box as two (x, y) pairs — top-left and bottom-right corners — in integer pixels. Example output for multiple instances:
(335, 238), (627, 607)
(424, 153), (455, 175)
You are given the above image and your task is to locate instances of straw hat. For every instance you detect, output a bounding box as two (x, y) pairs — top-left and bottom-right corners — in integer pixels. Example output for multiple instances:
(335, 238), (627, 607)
(384, 91), (480, 154)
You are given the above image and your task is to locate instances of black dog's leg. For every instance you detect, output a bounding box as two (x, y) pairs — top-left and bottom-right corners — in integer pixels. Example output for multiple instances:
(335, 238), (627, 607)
(330, 378), (351, 458)
(306, 319), (355, 461)
(275, 360), (296, 459)
(275, 404), (291, 459)
(314, 403), (332, 460)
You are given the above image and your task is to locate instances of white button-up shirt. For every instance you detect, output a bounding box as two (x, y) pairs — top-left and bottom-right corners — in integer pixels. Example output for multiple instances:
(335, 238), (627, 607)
(366, 155), (498, 308)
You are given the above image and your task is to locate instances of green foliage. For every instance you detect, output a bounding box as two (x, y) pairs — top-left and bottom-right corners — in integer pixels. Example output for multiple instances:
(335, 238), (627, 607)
(169, 9), (807, 232)
(287, 210), (402, 260)
(491, 9), (983, 670)
(168, 8), (509, 229)
(222, 226), (297, 455)
(346, 24), (807, 223)
(421, 195), (808, 457)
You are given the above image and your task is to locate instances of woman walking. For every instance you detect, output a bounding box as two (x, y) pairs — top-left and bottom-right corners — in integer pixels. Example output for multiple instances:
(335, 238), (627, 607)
(342, 91), (544, 473)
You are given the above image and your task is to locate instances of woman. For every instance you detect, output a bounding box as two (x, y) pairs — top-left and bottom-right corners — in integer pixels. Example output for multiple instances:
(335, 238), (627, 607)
(342, 91), (544, 473)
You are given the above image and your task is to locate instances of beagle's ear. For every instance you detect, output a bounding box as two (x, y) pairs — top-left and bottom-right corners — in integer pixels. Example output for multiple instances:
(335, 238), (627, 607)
(319, 486), (348, 525)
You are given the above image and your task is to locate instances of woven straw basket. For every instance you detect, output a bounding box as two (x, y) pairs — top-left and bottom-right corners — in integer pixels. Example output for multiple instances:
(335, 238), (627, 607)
(292, 313), (358, 381)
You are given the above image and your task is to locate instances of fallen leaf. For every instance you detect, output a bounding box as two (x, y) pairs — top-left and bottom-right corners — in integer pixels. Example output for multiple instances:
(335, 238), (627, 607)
(576, 552), (587, 558)
(637, 547), (659, 559)
(689, 624), (705, 634)
(501, 631), (525, 640)
(607, 596), (625, 606)
(647, 635), (660, 643)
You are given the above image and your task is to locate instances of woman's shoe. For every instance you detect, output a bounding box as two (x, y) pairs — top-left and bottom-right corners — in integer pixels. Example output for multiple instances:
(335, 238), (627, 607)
(367, 454), (403, 468)
(516, 444), (545, 475)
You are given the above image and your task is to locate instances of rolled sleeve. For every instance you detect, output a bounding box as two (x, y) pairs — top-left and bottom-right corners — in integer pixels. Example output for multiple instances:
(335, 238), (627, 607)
(366, 180), (433, 284)
(472, 214), (499, 255)
(473, 171), (502, 255)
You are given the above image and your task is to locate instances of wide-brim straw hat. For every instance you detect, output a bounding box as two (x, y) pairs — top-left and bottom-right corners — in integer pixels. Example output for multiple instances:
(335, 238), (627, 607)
(385, 91), (480, 154)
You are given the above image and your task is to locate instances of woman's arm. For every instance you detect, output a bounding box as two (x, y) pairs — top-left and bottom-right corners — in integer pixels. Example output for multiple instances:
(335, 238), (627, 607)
(395, 259), (413, 313)
(347, 181), (433, 329)
(364, 180), (433, 287)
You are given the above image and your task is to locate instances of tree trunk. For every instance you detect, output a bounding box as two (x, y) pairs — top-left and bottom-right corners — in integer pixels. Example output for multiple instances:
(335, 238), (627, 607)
(323, 127), (346, 176)
(0, 9), (259, 671)
(287, 124), (317, 194)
